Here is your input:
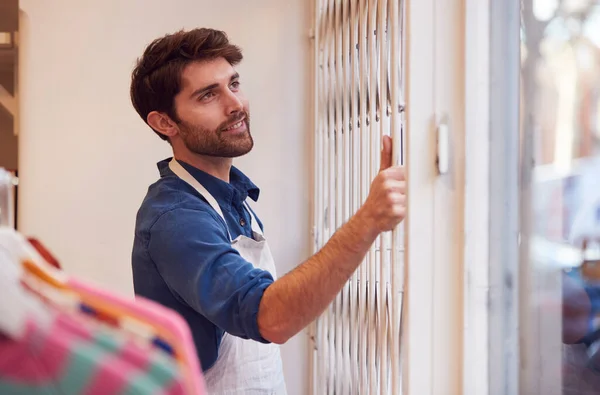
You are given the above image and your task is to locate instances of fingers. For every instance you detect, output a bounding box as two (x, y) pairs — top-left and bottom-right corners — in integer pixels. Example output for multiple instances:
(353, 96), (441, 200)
(377, 189), (406, 231)
(378, 164), (406, 186)
(382, 166), (405, 181)
(364, 143), (407, 233)
(379, 135), (393, 172)
(390, 205), (406, 221)
(381, 180), (406, 194)
(387, 192), (406, 206)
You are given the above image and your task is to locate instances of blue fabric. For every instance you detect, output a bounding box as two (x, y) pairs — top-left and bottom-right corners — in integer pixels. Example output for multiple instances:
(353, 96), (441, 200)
(131, 158), (274, 372)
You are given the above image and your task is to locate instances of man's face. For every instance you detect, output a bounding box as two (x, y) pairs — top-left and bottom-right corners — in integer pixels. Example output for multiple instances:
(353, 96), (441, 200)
(172, 58), (252, 158)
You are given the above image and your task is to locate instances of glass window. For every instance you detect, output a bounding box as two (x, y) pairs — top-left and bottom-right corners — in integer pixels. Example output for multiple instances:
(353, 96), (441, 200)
(521, 0), (600, 393)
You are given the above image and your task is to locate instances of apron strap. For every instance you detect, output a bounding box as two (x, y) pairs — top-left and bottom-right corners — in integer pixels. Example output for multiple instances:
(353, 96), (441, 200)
(243, 202), (263, 236)
(168, 159), (233, 241)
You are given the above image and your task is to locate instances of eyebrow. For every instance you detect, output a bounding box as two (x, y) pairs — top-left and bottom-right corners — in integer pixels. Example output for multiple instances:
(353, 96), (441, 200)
(190, 72), (240, 99)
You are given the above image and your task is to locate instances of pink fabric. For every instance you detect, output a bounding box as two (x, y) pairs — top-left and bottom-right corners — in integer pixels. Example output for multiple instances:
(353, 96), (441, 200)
(83, 339), (186, 395)
(68, 278), (206, 395)
(0, 314), (92, 382)
(165, 379), (190, 395)
(0, 310), (188, 394)
(0, 320), (67, 382)
(83, 349), (143, 395)
(118, 340), (154, 370)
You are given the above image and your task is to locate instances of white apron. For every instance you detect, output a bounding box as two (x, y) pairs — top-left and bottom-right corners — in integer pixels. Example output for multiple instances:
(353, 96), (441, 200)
(169, 159), (287, 395)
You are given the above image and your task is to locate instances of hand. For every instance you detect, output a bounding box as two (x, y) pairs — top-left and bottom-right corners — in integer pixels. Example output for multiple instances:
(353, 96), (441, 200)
(359, 135), (406, 234)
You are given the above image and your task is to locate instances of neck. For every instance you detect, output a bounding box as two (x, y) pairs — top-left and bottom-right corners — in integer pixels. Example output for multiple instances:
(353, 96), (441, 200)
(173, 148), (232, 183)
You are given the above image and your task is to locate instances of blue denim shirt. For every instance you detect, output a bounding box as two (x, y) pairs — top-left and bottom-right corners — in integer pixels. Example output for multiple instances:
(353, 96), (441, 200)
(131, 158), (274, 372)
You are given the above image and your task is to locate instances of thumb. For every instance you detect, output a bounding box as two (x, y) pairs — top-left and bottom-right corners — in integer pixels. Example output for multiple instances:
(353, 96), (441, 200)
(379, 135), (392, 171)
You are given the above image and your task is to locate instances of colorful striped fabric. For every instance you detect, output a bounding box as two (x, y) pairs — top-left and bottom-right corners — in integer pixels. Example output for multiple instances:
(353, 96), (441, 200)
(0, 310), (187, 394)
(68, 279), (205, 394)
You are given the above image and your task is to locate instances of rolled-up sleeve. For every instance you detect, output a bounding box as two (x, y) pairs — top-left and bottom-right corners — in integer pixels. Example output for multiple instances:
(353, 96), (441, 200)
(147, 207), (274, 343)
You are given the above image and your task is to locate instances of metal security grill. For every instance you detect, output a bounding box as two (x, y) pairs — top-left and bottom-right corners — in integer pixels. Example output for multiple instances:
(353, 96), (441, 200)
(311, 0), (406, 393)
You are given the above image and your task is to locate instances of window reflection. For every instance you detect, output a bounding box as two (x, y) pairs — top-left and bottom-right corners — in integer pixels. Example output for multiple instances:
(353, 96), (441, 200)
(522, 0), (600, 393)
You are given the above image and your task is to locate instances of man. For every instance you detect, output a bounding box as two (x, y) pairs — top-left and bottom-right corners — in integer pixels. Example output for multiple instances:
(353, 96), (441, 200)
(130, 28), (406, 394)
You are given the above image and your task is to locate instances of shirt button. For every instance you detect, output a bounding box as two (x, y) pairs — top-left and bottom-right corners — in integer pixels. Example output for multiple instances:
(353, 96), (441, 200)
(240, 218), (246, 226)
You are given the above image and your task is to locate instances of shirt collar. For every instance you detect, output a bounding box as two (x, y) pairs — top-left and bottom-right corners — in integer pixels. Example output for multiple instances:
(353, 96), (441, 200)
(157, 158), (260, 204)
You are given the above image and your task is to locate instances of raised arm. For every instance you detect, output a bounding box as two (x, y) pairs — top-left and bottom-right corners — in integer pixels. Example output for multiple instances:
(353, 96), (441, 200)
(257, 135), (406, 344)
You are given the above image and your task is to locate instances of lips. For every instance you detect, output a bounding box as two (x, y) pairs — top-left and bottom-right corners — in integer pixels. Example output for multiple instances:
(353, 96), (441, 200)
(223, 120), (244, 131)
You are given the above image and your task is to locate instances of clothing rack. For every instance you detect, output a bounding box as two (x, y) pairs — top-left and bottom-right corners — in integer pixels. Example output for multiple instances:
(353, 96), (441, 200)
(0, 167), (18, 229)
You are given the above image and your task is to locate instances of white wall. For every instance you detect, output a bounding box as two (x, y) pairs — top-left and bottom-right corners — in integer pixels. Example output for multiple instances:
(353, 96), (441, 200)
(17, 1), (312, 394)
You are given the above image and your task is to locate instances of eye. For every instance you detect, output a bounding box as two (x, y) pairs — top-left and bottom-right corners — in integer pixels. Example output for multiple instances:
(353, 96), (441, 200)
(200, 91), (215, 101)
(230, 81), (240, 90)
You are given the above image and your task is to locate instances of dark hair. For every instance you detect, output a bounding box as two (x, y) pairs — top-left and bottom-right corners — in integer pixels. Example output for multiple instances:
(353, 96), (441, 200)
(130, 28), (243, 140)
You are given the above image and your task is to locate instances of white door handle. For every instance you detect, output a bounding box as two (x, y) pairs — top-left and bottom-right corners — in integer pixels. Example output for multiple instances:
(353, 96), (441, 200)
(437, 122), (450, 174)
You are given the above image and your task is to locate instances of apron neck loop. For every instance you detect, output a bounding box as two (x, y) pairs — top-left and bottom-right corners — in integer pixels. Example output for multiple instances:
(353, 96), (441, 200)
(169, 158), (264, 240)
(168, 158), (233, 241)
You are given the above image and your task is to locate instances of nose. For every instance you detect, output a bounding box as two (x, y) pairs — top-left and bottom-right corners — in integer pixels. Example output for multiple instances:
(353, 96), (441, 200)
(224, 90), (244, 115)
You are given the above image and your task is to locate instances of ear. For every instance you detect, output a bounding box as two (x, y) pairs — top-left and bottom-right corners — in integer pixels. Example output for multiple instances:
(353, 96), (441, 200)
(147, 111), (179, 139)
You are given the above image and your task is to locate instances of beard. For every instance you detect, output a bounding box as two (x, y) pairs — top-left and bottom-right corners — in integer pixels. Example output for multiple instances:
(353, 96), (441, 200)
(177, 111), (253, 158)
